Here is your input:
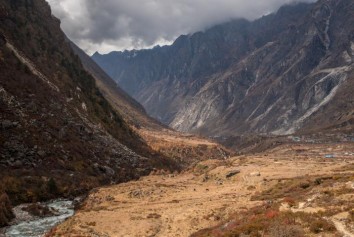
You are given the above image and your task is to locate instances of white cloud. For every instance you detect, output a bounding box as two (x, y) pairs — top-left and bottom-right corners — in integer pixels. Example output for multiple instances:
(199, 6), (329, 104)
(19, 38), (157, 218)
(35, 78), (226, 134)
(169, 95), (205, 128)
(47, 0), (316, 54)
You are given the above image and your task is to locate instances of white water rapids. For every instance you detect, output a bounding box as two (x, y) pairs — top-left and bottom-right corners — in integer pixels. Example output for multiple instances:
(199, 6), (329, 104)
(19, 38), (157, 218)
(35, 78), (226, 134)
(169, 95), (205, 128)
(5, 199), (74, 237)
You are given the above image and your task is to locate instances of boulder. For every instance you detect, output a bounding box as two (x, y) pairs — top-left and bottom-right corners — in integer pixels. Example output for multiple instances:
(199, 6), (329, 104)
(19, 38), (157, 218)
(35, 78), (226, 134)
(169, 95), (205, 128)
(250, 171), (261, 177)
(1, 120), (14, 129)
(226, 170), (240, 178)
(103, 166), (115, 176)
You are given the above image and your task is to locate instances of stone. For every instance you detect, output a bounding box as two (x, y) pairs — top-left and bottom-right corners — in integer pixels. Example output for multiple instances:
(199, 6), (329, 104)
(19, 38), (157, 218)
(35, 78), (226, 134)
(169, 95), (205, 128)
(226, 170), (240, 178)
(250, 171), (261, 177)
(1, 120), (13, 129)
(103, 166), (115, 176)
(13, 160), (23, 167)
(105, 195), (114, 201)
(37, 150), (46, 157)
(346, 181), (354, 189)
(202, 175), (209, 182)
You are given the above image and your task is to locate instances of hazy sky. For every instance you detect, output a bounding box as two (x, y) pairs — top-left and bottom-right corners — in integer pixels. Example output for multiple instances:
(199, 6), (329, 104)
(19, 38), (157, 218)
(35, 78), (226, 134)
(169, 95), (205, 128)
(47, 0), (316, 55)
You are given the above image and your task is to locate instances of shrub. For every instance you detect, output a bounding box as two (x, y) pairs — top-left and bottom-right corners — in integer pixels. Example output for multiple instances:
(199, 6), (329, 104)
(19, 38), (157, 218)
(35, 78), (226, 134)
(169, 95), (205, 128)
(299, 182), (310, 189)
(247, 185), (256, 191)
(283, 197), (296, 207)
(0, 193), (15, 227)
(349, 210), (354, 222)
(265, 210), (279, 219)
(269, 224), (305, 237)
(47, 178), (58, 195)
(309, 219), (336, 233)
(314, 178), (322, 185)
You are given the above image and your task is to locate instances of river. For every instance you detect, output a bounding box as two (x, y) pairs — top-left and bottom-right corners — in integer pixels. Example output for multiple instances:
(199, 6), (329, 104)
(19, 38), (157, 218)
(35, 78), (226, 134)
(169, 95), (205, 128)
(4, 199), (74, 237)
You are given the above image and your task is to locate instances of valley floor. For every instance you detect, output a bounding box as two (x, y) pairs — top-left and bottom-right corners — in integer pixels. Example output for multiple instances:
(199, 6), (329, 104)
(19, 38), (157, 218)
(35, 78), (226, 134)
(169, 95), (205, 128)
(49, 143), (354, 237)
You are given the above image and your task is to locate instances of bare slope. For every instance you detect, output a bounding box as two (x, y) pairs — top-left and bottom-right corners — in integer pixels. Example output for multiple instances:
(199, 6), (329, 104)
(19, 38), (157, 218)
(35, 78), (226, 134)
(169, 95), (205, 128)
(0, 0), (176, 221)
(71, 41), (231, 166)
(93, 0), (354, 137)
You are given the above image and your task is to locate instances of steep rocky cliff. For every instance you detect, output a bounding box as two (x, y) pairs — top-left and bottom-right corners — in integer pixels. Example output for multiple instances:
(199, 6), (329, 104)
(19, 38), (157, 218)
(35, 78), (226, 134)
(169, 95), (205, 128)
(70, 41), (231, 167)
(70, 41), (165, 131)
(0, 0), (177, 214)
(93, 0), (354, 136)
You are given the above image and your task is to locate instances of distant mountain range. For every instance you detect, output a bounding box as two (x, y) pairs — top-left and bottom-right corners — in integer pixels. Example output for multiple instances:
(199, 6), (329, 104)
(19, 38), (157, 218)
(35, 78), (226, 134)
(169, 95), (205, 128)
(93, 0), (354, 136)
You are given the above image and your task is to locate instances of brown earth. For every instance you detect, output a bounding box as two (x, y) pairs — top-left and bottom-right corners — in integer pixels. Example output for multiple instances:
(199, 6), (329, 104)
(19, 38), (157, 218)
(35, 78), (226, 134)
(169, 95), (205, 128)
(137, 128), (230, 166)
(49, 143), (354, 237)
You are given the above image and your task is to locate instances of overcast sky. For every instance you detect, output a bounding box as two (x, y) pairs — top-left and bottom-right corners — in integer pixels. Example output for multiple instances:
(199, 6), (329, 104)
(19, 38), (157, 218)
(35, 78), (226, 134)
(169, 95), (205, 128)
(46, 0), (316, 55)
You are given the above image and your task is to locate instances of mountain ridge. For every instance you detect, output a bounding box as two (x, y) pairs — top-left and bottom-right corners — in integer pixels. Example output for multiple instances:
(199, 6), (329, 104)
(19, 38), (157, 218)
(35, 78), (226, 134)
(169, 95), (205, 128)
(0, 0), (178, 221)
(93, 0), (354, 137)
(70, 40), (232, 167)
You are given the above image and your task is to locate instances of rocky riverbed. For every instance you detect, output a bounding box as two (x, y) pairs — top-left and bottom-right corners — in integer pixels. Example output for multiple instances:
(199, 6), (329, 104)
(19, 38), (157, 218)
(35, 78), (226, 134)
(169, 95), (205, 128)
(1, 199), (74, 237)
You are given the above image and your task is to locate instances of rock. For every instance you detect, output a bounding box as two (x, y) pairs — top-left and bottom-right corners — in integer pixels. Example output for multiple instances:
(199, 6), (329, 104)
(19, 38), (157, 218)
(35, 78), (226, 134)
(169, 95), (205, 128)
(202, 175), (209, 182)
(346, 181), (354, 189)
(129, 190), (143, 198)
(105, 195), (114, 202)
(13, 160), (23, 167)
(91, 0), (354, 137)
(37, 150), (46, 157)
(58, 128), (66, 139)
(250, 171), (261, 177)
(226, 170), (240, 178)
(21, 203), (54, 217)
(1, 120), (14, 129)
(103, 166), (115, 176)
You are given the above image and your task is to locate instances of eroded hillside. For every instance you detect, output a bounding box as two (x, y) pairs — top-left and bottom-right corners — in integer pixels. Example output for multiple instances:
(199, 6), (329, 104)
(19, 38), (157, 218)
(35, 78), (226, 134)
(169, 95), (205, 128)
(93, 0), (354, 137)
(0, 0), (177, 223)
(70, 40), (231, 167)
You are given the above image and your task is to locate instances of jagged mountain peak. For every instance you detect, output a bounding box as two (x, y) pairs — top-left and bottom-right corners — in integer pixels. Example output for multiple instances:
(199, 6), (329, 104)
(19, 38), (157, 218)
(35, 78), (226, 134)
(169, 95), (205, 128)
(93, 0), (354, 136)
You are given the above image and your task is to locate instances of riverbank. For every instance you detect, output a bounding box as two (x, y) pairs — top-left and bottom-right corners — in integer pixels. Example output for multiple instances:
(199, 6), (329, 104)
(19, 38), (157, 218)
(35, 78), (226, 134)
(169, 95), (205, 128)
(1, 199), (76, 237)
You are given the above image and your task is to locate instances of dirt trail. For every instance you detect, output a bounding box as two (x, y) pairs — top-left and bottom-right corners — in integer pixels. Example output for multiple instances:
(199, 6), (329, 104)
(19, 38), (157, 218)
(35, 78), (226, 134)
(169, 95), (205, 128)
(332, 219), (354, 237)
(50, 144), (354, 237)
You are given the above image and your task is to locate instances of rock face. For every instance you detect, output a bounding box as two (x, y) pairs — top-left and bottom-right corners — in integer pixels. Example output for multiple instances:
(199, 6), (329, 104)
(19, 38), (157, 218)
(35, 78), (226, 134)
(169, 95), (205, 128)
(69, 41), (163, 130)
(93, 0), (354, 136)
(0, 0), (177, 206)
(70, 40), (232, 167)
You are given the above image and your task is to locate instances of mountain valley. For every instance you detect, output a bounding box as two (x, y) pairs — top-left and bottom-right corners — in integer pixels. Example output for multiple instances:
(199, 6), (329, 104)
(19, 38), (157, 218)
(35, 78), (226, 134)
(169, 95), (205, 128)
(0, 0), (354, 236)
(0, 0), (226, 231)
(49, 144), (354, 237)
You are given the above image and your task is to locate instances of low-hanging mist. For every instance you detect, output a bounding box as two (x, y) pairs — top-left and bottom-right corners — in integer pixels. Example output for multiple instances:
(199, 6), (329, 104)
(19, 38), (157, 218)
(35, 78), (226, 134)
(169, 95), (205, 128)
(47, 0), (316, 54)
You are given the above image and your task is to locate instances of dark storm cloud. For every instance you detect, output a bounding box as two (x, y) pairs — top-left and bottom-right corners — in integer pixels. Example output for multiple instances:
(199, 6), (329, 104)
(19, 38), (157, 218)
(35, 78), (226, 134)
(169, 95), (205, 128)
(47, 0), (316, 54)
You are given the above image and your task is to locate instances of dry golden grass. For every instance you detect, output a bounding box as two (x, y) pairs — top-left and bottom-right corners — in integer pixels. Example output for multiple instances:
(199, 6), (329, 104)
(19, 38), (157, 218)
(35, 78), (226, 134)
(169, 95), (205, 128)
(50, 143), (354, 237)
